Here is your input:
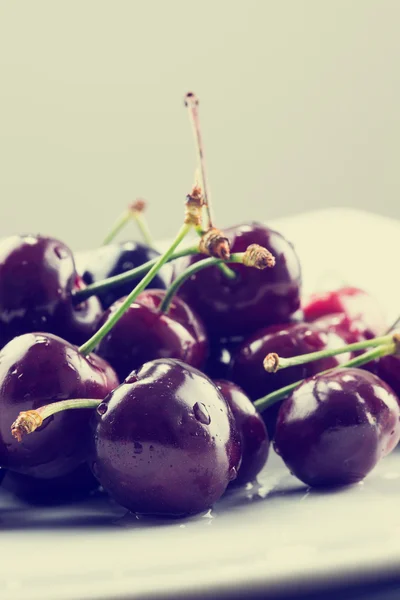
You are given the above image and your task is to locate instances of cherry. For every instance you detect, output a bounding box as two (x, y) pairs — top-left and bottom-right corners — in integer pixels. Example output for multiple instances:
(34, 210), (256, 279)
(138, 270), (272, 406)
(90, 358), (242, 516)
(274, 368), (400, 487)
(95, 289), (208, 381)
(214, 380), (269, 486)
(79, 241), (172, 309)
(1, 463), (98, 505)
(231, 322), (350, 436)
(173, 222), (301, 340)
(0, 332), (118, 479)
(0, 234), (102, 349)
(304, 286), (386, 340)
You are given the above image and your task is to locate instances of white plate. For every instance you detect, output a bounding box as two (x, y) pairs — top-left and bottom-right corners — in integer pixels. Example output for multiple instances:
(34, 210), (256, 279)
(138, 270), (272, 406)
(1, 208), (400, 600)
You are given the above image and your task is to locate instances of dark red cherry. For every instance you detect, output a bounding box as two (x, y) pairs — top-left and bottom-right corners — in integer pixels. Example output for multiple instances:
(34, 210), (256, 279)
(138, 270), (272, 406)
(274, 368), (400, 487)
(95, 289), (208, 381)
(78, 241), (172, 309)
(214, 380), (269, 486)
(1, 463), (99, 505)
(0, 333), (118, 479)
(173, 222), (301, 339)
(0, 235), (102, 349)
(90, 359), (242, 516)
(231, 322), (350, 437)
(304, 286), (386, 340)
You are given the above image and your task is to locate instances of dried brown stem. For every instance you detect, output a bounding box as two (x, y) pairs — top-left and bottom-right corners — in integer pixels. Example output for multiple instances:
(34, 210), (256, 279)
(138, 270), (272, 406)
(11, 410), (43, 442)
(263, 353), (280, 373)
(199, 228), (231, 260)
(243, 244), (276, 270)
(184, 184), (204, 227)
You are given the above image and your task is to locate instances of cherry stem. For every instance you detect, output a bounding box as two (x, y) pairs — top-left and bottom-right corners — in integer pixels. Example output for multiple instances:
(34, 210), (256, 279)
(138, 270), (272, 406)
(102, 209), (132, 245)
(11, 399), (101, 441)
(159, 244), (276, 313)
(185, 92), (213, 229)
(264, 333), (395, 373)
(254, 341), (396, 413)
(132, 211), (154, 248)
(102, 200), (155, 247)
(73, 244), (199, 303)
(79, 223), (192, 355)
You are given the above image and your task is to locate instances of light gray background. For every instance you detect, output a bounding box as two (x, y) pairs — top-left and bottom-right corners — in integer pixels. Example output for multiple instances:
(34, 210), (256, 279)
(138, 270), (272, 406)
(0, 0), (399, 249)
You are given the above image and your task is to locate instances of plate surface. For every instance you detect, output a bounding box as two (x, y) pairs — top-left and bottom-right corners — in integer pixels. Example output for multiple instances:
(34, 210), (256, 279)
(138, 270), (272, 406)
(1, 208), (399, 600)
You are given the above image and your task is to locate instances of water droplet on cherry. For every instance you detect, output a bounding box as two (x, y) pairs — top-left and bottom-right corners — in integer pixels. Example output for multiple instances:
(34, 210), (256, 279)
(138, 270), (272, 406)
(193, 402), (211, 425)
(97, 403), (108, 416)
(229, 467), (237, 481)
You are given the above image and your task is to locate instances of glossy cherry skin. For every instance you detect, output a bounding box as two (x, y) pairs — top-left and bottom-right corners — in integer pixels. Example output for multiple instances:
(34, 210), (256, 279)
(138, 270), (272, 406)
(1, 463), (99, 505)
(79, 241), (172, 309)
(304, 287), (386, 340)
(0, 235), (102, 349)
(95, 290), (208, 381)
(215, 380), (269, 486)
(90, 358), (242, 517)
(0, 333), (118, 479)
(173, 222), (301, 339)
(274, 368), (400, 487)
(231, 322), (350, 437)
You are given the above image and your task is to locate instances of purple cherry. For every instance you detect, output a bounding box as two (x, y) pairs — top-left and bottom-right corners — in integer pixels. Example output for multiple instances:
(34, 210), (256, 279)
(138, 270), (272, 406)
(274, 368), (400, 487)
(90, 358), (242, 516)
(173, 222), (301, 339)
(0, 235), (102, 349)
(0, 332), (118, 479)
(95, 289), (208, 381)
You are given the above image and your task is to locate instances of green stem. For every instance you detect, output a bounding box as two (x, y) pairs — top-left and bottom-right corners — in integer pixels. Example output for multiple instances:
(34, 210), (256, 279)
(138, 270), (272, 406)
(270, 333), (393, 372)
(159, 253), (245, 313)
(73, 244), (199, 303)
(254, 342), (396, 413)
(79, 224), (192, 355)
(38, 398), (101, 419)
(133, 212), (155, 248)
(11, 398), (101, 440)
(102, 209), (132, 245)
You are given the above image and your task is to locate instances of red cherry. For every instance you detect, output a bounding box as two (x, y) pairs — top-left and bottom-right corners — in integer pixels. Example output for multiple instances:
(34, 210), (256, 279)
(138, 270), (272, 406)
(95, 290), (208, 381)
(303, 287), (386, 340)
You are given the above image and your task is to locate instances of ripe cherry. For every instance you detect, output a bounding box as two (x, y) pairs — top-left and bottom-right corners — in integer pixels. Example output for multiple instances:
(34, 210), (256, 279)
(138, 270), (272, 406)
(95, 289), (208, 381)
(173, 222), (301, 339)
(214, 380), (269, 486)
(79, 241), (171, 309)
(274, 368), (400, 487)
(0, 235), (102, 349)
(90, 359), (242, 516)
(0, 333), (118, 479)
